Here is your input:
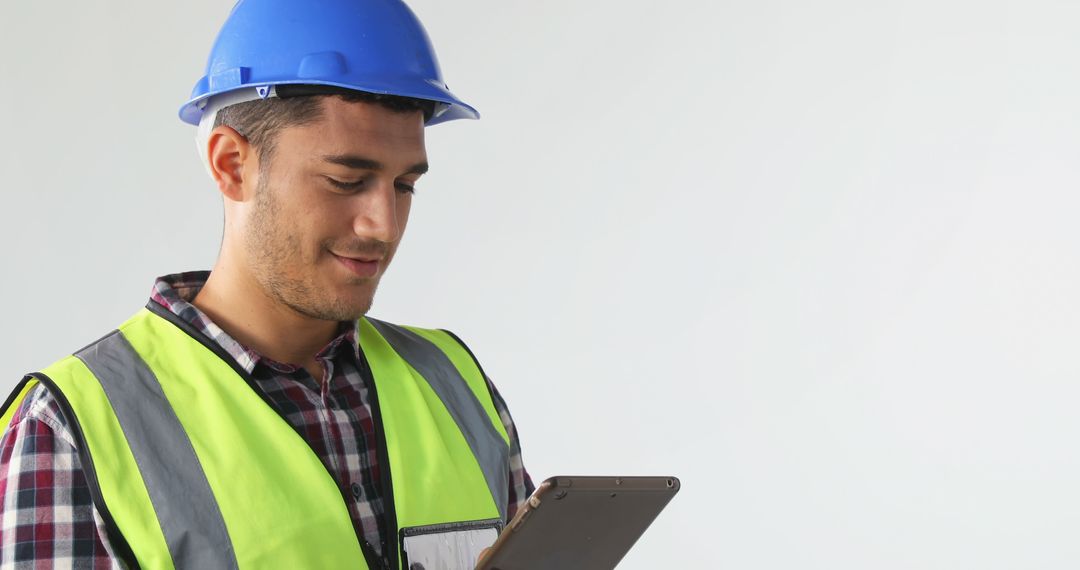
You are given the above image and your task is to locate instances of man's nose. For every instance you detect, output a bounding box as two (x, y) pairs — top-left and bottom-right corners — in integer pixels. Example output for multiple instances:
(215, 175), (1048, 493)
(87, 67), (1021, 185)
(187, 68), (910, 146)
(351, 181), (400, 243)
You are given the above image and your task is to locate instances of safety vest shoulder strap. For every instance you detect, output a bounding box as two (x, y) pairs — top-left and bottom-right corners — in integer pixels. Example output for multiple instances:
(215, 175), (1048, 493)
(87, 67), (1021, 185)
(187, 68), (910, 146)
(361, 318), (510, 528)
(3, 309), (367, 570)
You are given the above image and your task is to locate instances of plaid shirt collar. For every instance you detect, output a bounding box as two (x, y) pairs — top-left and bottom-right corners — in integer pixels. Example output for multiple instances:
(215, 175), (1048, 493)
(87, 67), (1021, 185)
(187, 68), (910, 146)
(148, 270), (361, 375)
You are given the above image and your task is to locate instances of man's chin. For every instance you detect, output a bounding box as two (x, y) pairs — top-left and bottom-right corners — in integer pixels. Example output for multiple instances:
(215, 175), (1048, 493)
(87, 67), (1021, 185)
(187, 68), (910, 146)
(283, 294), (373, 323)
(316, 282), (378, 318)
(324, 299), (374, 322)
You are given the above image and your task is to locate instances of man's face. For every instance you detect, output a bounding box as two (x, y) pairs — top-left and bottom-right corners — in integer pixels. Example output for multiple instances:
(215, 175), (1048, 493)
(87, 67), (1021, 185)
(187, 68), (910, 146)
(241, 97), (427, 322)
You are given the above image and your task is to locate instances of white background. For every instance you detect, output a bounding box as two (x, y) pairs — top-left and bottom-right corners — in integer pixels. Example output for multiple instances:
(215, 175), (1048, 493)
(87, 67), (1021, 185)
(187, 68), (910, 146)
(3, 1), (1080, 567)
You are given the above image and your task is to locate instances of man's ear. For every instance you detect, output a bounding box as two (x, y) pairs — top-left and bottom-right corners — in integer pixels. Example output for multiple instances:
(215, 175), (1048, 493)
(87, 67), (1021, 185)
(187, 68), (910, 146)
(207, 125), (254, 202)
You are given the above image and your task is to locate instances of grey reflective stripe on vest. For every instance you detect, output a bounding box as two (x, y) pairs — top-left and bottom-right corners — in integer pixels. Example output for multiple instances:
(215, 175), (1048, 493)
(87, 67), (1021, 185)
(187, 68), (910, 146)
(75, 331), (239, 570)
(368, 320), (510, 522)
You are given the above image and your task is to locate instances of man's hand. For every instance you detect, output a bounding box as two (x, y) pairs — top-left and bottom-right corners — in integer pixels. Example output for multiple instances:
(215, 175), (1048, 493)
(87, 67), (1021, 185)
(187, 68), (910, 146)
(475, 547), (493, 569)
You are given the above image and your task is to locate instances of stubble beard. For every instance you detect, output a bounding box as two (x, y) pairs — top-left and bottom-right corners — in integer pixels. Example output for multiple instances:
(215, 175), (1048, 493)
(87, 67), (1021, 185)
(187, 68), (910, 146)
(244, 175), (379, 323)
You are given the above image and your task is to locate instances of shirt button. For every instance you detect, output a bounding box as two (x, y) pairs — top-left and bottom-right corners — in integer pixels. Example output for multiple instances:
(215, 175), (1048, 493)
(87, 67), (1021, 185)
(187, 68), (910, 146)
(351, 482), (362, 499)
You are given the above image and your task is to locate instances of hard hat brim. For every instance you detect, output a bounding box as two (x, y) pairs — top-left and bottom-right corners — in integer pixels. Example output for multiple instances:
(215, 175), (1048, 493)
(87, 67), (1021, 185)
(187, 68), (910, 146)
(179, 79), (479, 127)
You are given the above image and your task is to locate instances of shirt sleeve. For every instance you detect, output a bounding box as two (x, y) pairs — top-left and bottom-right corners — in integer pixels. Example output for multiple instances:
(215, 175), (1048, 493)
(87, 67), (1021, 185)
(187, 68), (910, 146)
(483, 376), (535, 523)
(0, 384), (124, 569)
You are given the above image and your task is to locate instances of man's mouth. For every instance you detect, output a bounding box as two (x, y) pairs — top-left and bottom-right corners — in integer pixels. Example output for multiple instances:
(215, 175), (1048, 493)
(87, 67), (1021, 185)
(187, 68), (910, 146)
(332, 253), (381, 278)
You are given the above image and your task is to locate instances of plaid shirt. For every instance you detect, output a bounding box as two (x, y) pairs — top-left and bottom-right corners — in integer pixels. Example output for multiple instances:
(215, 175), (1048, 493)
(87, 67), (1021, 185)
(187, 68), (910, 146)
(0, 271), (533, 568)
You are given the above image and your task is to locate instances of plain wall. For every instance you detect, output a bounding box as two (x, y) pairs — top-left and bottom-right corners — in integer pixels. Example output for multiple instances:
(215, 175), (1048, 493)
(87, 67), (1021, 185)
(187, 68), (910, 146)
(2, 1), (1079, 567)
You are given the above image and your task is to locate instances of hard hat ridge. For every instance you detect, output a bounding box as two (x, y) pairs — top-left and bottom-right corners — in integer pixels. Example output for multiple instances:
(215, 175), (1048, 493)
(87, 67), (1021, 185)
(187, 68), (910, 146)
(179, 0), (478, 127)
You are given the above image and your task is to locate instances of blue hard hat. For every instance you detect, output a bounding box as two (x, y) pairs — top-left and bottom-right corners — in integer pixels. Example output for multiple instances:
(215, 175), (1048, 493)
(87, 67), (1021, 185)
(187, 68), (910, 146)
(179, 0), (478, 126)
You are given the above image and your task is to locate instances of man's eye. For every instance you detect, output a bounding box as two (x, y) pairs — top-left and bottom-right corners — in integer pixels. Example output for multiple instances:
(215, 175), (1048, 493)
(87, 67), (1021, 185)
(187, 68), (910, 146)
(325, 177), (415, 194)
(327, 177), (364, 191)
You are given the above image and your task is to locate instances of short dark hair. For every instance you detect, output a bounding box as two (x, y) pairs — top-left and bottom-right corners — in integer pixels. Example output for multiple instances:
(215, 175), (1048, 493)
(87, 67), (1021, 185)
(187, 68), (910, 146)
(214, 87), (435, 164)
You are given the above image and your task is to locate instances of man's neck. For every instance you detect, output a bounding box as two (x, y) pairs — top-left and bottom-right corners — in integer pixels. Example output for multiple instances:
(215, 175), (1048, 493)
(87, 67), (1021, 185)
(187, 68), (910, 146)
(191, 265), (339, 368)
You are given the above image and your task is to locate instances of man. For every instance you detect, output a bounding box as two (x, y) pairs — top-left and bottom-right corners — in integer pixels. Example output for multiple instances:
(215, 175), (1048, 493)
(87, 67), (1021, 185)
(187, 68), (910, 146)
(0, 1), (532, 568)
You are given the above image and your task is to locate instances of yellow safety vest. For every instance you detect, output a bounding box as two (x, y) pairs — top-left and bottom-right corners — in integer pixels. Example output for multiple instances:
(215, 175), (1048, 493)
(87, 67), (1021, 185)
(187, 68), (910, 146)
(0, 303), (510, 569)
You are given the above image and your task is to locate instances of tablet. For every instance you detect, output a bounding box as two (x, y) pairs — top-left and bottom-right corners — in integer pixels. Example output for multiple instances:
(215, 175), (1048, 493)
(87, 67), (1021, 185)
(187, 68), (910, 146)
(475, 475), (680, 570)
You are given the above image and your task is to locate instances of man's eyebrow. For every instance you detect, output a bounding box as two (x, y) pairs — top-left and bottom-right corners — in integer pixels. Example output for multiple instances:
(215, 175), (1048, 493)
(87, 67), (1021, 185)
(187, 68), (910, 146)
(322, 154), (429, 175)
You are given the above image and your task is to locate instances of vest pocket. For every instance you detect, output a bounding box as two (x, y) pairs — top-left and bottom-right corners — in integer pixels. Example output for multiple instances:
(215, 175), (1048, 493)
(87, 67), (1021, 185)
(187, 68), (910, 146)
(401, 518), (503, 570)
